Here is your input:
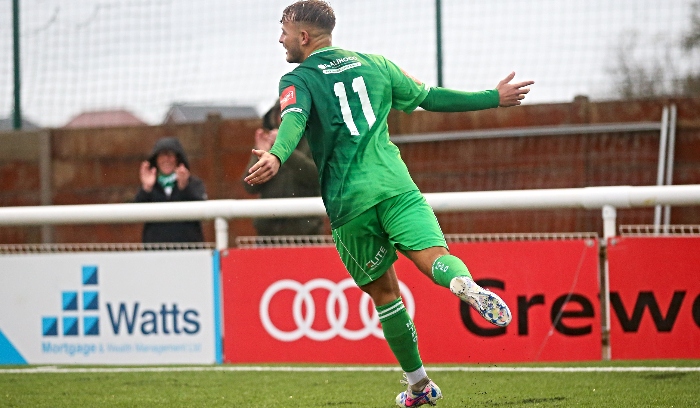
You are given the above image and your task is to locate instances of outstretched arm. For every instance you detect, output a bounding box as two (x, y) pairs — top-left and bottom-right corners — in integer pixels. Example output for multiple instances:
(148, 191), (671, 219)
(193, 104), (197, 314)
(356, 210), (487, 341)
(419, 72), (534, 112)
(419, 88), (499, 112)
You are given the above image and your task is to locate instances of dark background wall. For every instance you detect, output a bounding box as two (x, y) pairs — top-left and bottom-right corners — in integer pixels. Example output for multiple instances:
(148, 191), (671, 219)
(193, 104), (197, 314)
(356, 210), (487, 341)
(1, 97), (699, 245)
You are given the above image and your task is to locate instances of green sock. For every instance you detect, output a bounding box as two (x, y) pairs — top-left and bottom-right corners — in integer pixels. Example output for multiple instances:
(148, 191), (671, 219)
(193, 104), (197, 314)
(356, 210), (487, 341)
(431, 254), (472, 288)
(377, 297), (422, 373)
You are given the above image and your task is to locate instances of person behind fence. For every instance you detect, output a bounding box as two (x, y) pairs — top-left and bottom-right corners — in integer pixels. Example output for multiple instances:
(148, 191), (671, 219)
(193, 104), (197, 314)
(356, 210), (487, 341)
(241, 100), (323, 236)
(135, 136), (207, 243)
(244, 1), (534, 406)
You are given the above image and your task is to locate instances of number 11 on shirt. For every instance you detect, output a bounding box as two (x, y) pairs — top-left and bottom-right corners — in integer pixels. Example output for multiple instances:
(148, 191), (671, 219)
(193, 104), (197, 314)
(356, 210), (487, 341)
(334, 76), (376, 136)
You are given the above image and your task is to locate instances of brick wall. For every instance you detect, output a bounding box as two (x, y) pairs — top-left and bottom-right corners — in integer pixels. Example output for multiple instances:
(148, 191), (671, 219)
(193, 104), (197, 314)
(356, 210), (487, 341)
(1, 97), (699, 244)
(392, 97), (700, 234)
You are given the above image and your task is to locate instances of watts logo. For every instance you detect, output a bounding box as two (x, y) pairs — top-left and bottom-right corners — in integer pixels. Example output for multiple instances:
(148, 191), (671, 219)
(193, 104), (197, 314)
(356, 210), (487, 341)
(42, 265), (100, 337)
(41, 265), (200, 338)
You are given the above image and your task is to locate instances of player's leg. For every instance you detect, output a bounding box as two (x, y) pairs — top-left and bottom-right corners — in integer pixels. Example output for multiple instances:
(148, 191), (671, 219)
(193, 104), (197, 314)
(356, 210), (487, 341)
(400, 245), (467, 285)
(332, 207), (441, 407)
(359, 266), (442, 407)
(403, 247), (512, 328)
(380, 190), (512, 328)
(358, 267), (421, 377)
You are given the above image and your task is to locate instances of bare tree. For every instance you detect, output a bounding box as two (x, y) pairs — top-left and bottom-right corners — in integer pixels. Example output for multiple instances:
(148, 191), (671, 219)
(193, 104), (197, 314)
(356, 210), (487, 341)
(608, 32), (667, 99)
(682, 1), (700, 51)
(680, 1), (700, 95)
(609, 1), (699, 99)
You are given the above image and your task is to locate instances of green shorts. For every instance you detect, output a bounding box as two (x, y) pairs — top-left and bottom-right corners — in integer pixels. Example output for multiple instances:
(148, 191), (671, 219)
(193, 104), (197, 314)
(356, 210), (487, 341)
(332, 190), (448, 287)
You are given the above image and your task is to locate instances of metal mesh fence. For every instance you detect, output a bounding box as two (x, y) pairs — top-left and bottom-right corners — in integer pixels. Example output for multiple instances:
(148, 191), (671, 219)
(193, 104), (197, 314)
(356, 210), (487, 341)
(0, 242), (215, 254)
(233, 232), (598, 249)
(619, 224), (700, 236)
(1, 0), (696, 128)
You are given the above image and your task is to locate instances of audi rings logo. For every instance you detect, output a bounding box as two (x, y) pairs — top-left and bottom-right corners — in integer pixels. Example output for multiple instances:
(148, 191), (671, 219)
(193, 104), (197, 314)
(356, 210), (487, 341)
(260, 278), (415, 342)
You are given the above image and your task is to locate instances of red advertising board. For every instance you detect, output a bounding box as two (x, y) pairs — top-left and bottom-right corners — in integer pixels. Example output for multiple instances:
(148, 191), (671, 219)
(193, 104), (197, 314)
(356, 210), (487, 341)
(221, 239), (601, 364)
(607, 237), (700, 359)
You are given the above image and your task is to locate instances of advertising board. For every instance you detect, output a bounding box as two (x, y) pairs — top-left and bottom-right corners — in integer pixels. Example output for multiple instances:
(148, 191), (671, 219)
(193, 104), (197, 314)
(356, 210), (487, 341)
(607, 237), (700, 359)
(0, 251), (219, 364)
(222, 239), (601, 363)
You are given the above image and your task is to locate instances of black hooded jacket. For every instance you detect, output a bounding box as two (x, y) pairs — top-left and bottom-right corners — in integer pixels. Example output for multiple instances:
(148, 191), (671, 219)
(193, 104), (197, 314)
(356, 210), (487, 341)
(134, 137), (207, 243)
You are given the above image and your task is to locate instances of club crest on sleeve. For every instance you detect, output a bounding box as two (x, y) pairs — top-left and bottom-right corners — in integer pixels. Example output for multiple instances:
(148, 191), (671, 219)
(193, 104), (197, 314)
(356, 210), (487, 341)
(280, 85), (297, 110)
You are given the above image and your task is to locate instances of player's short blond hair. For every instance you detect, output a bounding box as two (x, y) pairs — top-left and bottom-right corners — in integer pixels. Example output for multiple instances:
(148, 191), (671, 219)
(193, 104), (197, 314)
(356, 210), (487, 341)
(280, 0), (336, 34)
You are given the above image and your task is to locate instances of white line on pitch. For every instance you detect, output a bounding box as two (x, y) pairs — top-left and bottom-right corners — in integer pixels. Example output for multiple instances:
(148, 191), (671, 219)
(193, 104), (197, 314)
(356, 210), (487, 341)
(1, 366), (699, 374)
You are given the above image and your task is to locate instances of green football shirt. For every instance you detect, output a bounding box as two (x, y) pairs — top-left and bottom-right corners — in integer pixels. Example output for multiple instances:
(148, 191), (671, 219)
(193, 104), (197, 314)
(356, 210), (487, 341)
(269, 46), (429, 228)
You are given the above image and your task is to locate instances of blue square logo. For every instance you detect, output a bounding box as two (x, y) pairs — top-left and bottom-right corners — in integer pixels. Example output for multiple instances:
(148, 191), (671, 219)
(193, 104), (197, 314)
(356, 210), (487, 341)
(83, 317), (99, 336)
(42, 317), (58, 336)
(82, 266), (98, 285)
(62, 317), (78, 336)
(83, 291), (99, 311)
(62, 292), (78, 311)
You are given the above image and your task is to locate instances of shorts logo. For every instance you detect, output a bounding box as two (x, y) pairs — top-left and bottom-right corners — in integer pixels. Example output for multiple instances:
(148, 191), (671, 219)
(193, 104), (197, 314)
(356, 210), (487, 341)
(280, 85), (296, 110)
(365, 246), (387, 270)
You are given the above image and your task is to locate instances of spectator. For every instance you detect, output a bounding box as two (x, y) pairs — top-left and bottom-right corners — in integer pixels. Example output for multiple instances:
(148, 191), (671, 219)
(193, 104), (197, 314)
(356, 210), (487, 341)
(135, 137), (207, 243)
(241, 101), (323, 236)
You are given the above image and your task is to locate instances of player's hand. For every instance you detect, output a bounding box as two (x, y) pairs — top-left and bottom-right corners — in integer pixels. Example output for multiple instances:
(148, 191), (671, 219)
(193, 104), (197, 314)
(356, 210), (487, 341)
(139, 161), (156, 192)
(245, 150), (281, 185)
(496, 72), (534, 107)
(175, 163), (190, 190)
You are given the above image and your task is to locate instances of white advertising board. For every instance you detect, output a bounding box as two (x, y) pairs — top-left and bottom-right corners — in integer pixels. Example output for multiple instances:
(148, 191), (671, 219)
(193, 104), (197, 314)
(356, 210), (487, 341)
(0, 250), (220, 364)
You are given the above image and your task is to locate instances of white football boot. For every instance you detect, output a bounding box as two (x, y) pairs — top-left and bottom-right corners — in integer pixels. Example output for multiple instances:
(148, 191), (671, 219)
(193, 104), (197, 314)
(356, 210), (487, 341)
(395, 375), (443, 407)
(450, 276), (512, 327)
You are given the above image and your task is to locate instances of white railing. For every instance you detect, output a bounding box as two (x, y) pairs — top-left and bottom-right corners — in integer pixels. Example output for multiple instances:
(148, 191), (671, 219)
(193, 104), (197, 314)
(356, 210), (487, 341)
(2, 185), (700, 249)
(2, 183), (700, 361)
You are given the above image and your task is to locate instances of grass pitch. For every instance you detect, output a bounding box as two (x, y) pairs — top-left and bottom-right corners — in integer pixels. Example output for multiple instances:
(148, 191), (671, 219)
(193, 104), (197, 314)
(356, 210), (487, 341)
(1, 360), (699, 407)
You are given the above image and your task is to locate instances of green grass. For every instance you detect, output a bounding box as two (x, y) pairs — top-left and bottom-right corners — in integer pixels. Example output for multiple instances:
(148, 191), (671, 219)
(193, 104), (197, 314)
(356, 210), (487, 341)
(1, 361), (699, 407)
